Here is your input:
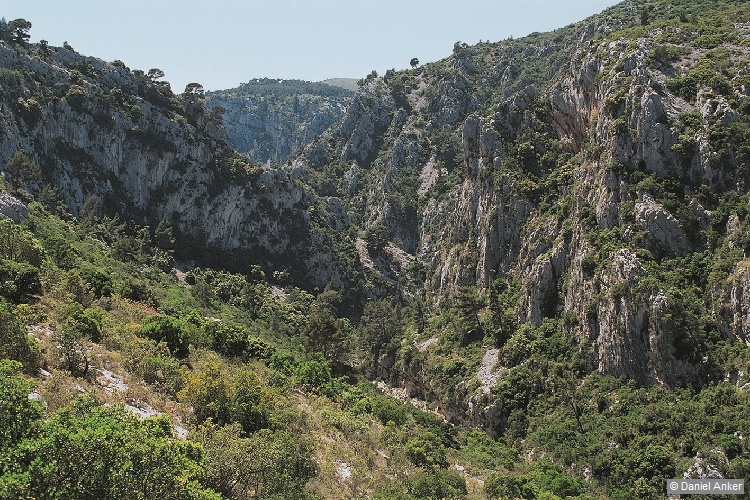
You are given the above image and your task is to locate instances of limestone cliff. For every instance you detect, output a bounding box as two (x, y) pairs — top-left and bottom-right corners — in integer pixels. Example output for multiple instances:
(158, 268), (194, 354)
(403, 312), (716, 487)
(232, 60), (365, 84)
(206, 79), (353, 165)
(285, 0), (750, 429)
(0, 43), (357, 289)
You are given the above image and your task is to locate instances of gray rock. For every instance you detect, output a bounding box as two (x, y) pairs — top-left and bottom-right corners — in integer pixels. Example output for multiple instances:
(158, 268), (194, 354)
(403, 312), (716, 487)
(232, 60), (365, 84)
(635, 194), (691, 255)
(0, 193), (28, 221)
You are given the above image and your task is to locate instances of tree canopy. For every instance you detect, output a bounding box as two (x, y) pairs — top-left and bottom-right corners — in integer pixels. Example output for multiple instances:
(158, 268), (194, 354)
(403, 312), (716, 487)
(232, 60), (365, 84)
(1, 18), (31, 45)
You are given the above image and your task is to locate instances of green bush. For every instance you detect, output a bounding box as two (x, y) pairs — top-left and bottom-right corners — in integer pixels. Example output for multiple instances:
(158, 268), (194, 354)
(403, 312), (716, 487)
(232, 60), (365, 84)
(229, 369), (269, 434)
(581, 253), (597, 276)
(246, 335), (275, 359)
(485, 460), (586, 499)
(41, 235), (79, 270)
(178, 361), (231, 426)
(0, 398), (220, 499)
(648, 44), (689, 64)
(65, 84), (87, 112)
(295, 357), (332, 390)
(61, 302), (103, 342)
(191, 424), (317, 499)
(720, 433), (743, 460)
(138, 355), (183, 395)
(140, 315), (189, 358)
(459, 429), (518, 469)
(529, 460), (587, 498)
(51, 323), (89, 375)
(79, 267), (113, 298)
(404, 431), (448, 469)
(268, 350), (297, 376)
(370, 394), (408, 426)
(0, 360), (44, 449)
(0, 303), (42, 372)
(12, 98), (42, 127)
(407, 469), (467, 499)
(206, 321), (248, 357)
(0, 259), (40, 303)
(485, 472), (535, 499)
(114, 275), (154, 304)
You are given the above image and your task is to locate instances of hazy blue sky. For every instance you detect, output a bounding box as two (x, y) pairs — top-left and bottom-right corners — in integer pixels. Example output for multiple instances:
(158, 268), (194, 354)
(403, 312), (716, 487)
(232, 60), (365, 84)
(4, 1), (621, 92)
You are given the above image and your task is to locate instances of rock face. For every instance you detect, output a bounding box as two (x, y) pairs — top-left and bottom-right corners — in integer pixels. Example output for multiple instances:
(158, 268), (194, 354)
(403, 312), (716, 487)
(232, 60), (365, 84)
(283, 0), (750, 428)
(0, 193), (28, 221)
(635, 194), (692, 256)
(718, 262), (750, 345)
(0, 44), (356, 289)
(206, 79), (353, 165)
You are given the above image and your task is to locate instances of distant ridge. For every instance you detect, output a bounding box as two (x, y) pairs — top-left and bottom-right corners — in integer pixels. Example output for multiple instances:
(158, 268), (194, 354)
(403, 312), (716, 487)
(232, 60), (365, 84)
(210, 77), (354, 98)
(206, 77), (354, 164)
(320, 78), (359, 92)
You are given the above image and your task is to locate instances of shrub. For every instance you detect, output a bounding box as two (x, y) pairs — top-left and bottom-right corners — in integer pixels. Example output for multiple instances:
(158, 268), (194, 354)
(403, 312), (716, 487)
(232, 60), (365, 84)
(295, 357), (332, 390)
(140, 315), (189, 358)
(206, 321), (248, 357)
(268, 350), (296, 376)
(42, 235), (79, 269)
(12, 98), (42, 127)
(229, 369), (269, 434)
(370, 394), (408, 426)
(0, 259), (40, 303)
(0, 360), (44, 449)
(485, 472), (535, 499)
(0, 219), (44, 266)
(61, 302), (103, 342)
(78, 267), (113, 298)
(178, 361), (232, 426)
(65, 84), (87, 113)
(0, 303), (42, 372)
(529, 460), (587, 498)
(114, 275), (154, 304)
(581, 253), (597, 276)
(138, 355), (183, 395)
(404, 431), (448, 469)
(459, 429), (518, 469)
(51, 324), (89, 375)
(720, 433), (743, 460)
(0, 400), (219, 498)
(246, 335), (274, 359)
(407, 469), (467, 498)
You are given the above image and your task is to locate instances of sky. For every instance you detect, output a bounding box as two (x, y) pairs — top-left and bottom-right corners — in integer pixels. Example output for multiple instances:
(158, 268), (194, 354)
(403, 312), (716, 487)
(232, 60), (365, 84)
(4, 0), (622, 93)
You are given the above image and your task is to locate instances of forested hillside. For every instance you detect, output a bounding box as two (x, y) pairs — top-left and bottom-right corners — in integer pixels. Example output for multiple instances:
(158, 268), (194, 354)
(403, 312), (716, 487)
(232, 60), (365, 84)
(2, 1), (750, 498)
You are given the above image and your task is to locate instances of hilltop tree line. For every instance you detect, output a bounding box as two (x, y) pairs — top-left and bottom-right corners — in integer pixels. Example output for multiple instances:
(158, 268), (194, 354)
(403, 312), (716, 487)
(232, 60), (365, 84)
(0, 17), (32, 46)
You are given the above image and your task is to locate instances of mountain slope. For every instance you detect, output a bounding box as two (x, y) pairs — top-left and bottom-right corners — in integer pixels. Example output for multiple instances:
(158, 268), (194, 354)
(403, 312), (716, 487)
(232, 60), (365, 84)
(0, 43), (358, 290)
(3, 2), (750, 498)
(290, 0), (750, 390)
(206, 78), (353, 165)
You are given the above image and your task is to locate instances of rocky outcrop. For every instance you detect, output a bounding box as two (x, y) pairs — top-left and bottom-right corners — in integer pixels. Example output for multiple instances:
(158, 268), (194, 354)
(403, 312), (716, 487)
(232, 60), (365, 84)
(207, 80), (353, 165)
(0, 193), (28, 221)
(0, 43), (355, 289)
(635, 194), (692, 255)
(717, 261), (750, 345)
(335, 83), (396, 165)
(422, 114), (530, 299)
(288, 0), (750, 393)
(551, 57), (598, 152)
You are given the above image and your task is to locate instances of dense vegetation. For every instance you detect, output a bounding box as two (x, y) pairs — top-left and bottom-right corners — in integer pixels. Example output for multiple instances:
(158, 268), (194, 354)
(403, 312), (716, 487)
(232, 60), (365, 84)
(2, 181), (749, 496)
(0, 181), (472, 498)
